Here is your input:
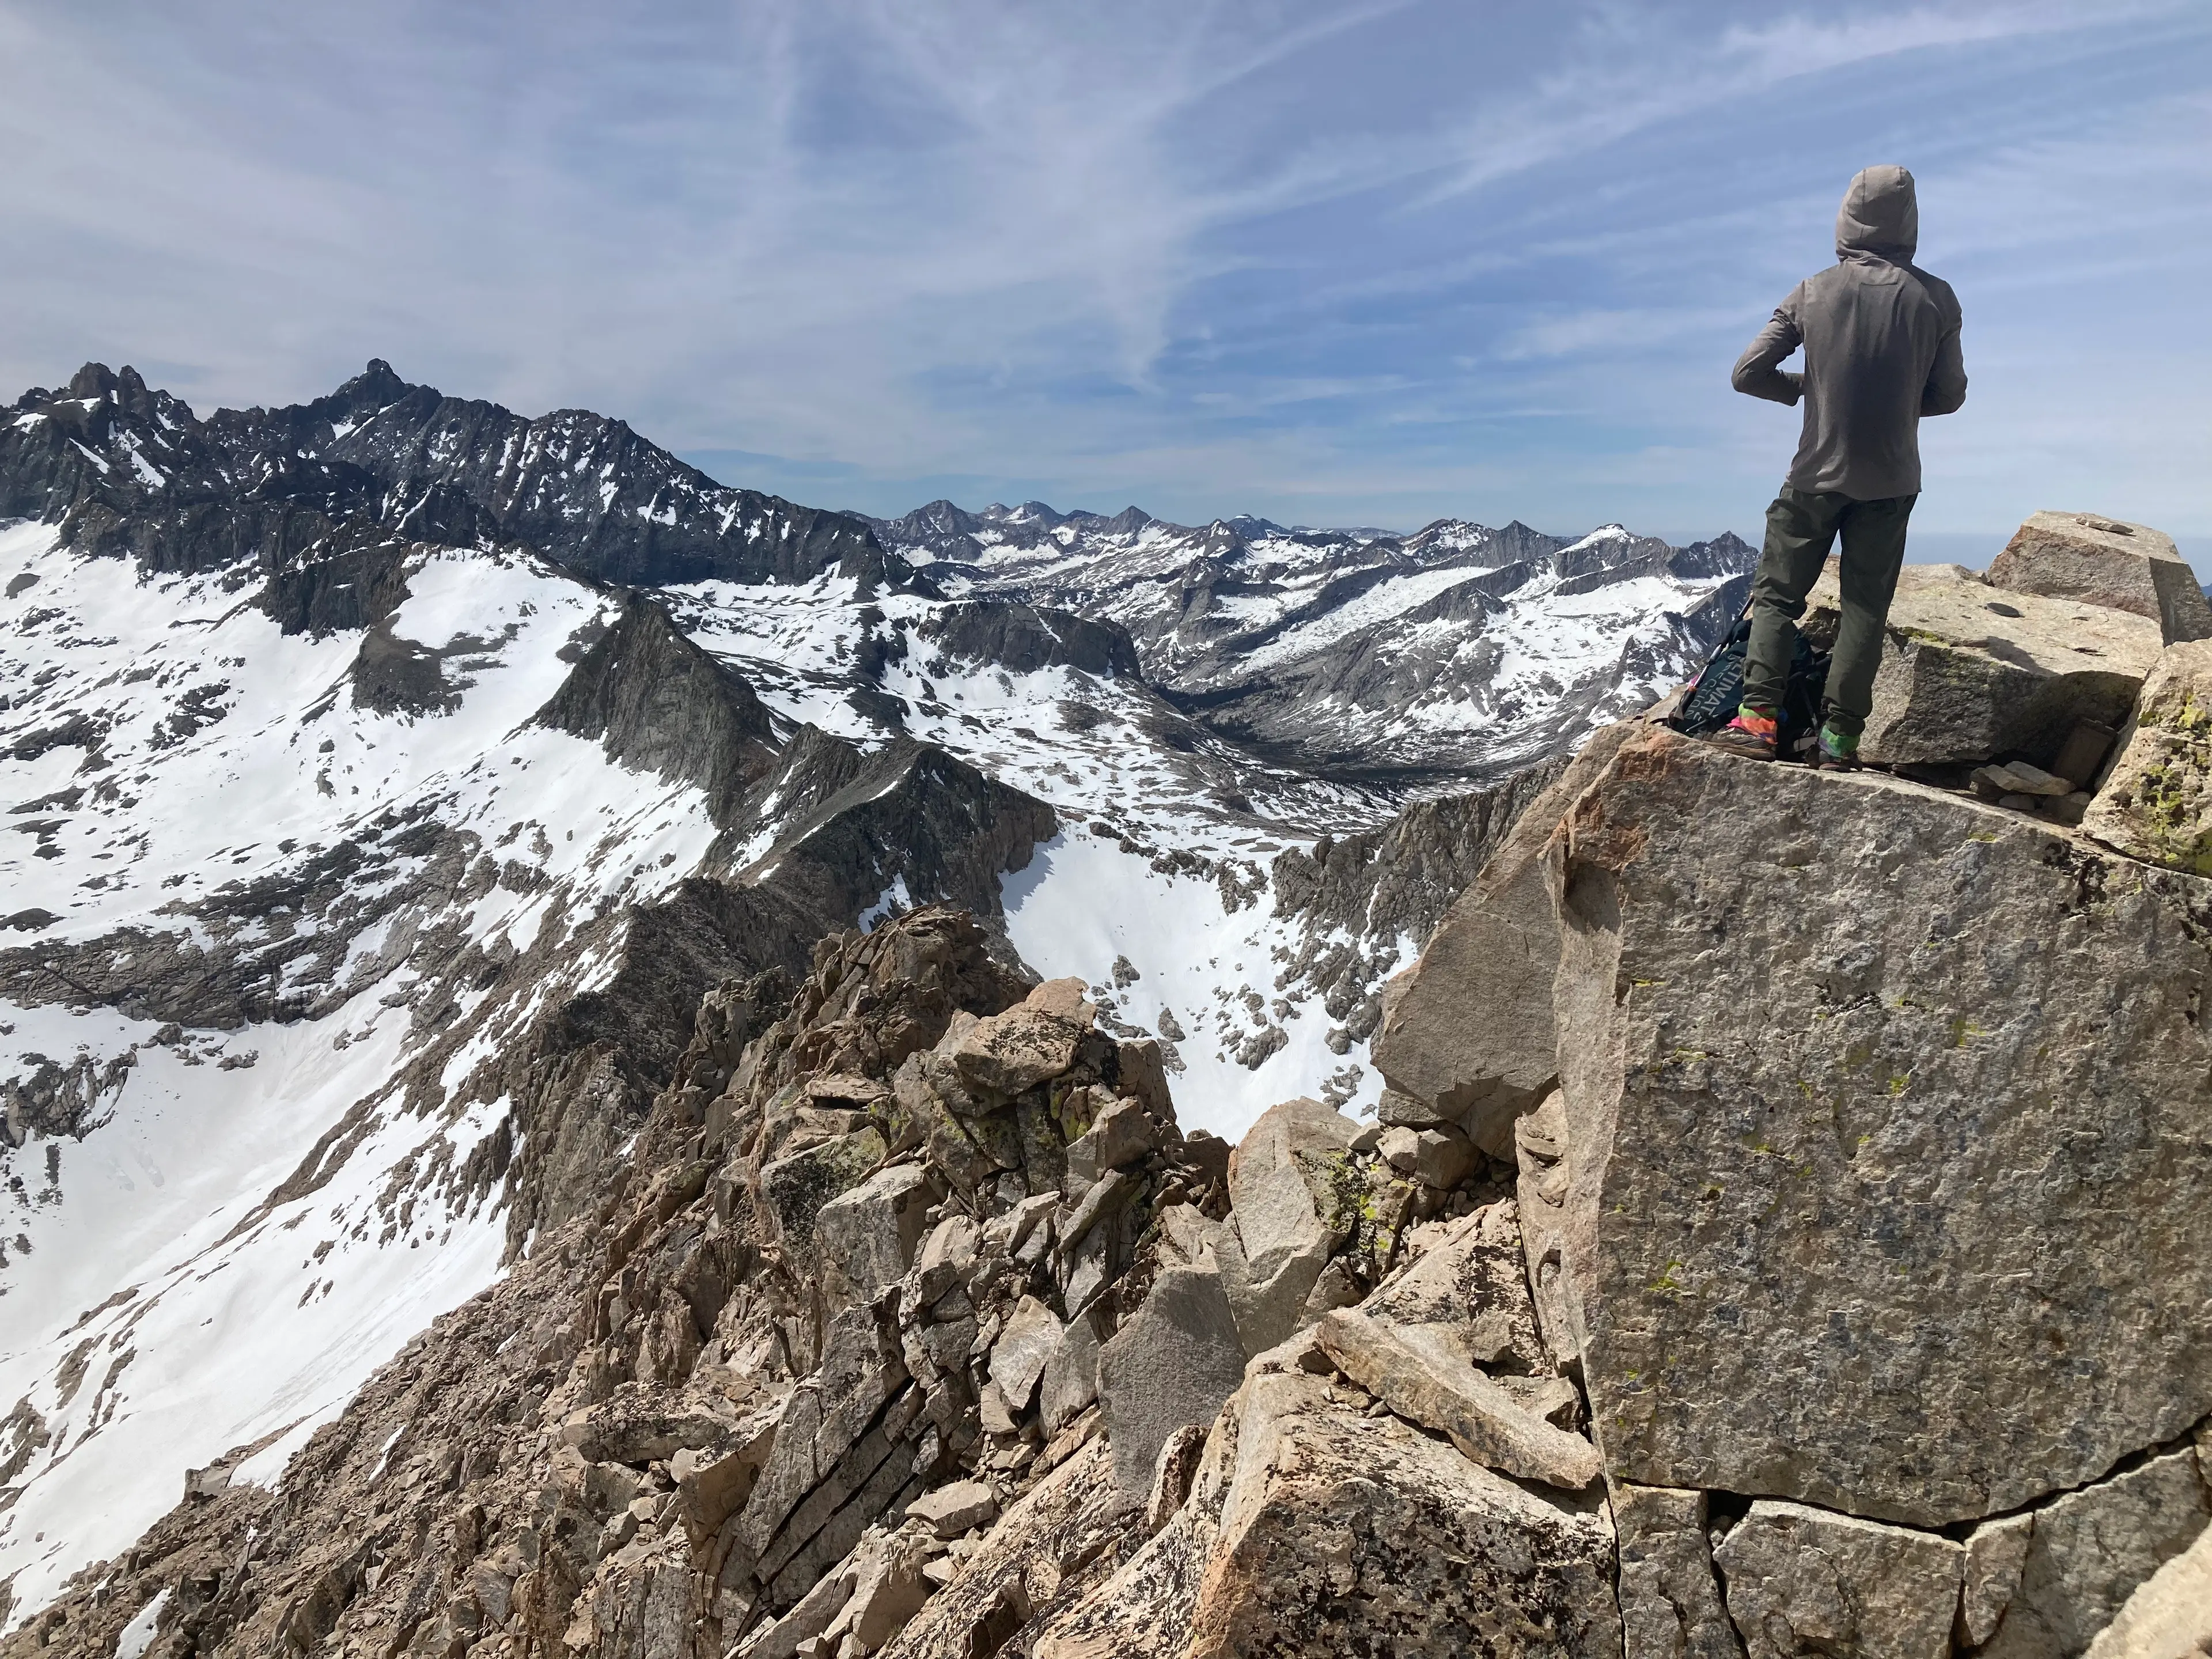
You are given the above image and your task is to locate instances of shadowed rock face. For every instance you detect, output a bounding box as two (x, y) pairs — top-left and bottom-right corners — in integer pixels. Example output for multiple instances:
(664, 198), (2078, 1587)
(1367, 724), (1637, 1154)
(536, 592), (781, 821)
(916, 603), (1142, 680)
(722, 735), (1058, 926)
(1541, 726), (2212, 1526)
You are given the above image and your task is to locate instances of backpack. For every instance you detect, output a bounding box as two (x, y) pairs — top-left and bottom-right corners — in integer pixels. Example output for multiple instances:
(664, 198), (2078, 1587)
(1669, 614), (1830, 762)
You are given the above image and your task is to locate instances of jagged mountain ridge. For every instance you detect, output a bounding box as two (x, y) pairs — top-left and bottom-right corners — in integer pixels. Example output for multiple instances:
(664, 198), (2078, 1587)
(0, 359), (1748, 1628)
(2, 361), (888, 593)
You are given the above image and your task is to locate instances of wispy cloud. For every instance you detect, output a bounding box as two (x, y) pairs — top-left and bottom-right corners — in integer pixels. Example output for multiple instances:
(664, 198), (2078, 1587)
(0, 1), (2204, 541)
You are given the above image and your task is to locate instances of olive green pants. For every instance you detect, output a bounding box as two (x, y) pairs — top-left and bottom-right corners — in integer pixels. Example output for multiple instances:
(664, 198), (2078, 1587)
(1742, 484), (1916, 737)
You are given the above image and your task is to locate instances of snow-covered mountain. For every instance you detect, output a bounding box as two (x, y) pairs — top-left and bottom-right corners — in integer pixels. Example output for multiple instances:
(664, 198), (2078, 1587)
(868, 498), (1753, 787)
(0, 361), (1748, 1625)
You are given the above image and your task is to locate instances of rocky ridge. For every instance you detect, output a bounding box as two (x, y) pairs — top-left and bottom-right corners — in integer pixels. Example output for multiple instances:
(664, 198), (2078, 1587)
(0, 907), (1533, 1657)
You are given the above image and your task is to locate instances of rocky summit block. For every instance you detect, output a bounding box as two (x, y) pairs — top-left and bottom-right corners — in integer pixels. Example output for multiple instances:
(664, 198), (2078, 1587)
(2085, 638), (2212, 875)
(1804, 561), (2161, 770)
(1539, 726), (2212, 1527)
(1987, 510), (2212, 645)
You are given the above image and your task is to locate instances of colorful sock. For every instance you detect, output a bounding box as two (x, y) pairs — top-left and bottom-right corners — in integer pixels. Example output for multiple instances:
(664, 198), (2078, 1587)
(1818, 721), (1859, 758)
(1728, 703), (1779, 741)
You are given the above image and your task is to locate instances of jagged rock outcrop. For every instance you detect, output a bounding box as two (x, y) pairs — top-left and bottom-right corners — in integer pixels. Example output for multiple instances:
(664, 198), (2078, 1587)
(0, 910), (1222, 1657)
(0, 361), (903, 599)
(3, 895), (1573, 1658)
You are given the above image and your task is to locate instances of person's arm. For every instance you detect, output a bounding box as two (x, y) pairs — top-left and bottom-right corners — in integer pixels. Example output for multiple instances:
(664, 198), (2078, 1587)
(1922, 321), (1967, 416)
(1731, 299), (1804, 405)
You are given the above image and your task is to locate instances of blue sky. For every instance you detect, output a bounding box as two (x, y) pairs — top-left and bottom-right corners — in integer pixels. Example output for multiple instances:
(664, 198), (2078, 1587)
(1, 2), (2206, 562)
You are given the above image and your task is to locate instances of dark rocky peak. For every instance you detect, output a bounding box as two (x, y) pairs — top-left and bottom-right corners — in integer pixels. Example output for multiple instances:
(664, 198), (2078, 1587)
(916, 600), (1144, 680)
(721, 729), (1056, 927)
(1099, 504), (1152, 536)
(1662, 529), (1759, 580)
(535, 592), (781, 824)
(1221, 512), (1291, 540)
(873, 498), (987, 561)
(1197, 519), (1250, 560)
(1549, 525), (1675, 584)
(896, 498), (985, 536)
(0, 363), (363, 582)
(324, 357), (412, 420)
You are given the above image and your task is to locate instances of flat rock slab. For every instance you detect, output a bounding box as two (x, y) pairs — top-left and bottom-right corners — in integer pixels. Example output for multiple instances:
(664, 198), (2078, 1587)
(1315, 1309), (1600, 1490)
(903, 1477), (998, 1540)
(2085, 639), (2212, 875)
(1804, 562), (2160, 769)
(1711, 1501), (1961, 1659)
(1987, 511), (2212, 644)
(1097, 1264), (1247, 1502)
(1548, 728), (2212, 1525)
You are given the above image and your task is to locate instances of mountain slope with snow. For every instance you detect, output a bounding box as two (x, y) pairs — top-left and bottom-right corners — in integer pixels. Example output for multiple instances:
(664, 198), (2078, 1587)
(0, 361), (1748, 1625)
(868, 498), (1752, 785)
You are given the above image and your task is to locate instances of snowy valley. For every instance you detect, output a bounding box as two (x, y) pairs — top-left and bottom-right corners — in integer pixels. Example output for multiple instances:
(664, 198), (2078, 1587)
(0, 361), (1751, 1624)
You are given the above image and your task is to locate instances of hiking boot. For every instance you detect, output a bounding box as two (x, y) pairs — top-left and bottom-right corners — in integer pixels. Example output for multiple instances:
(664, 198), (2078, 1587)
(1706, 705), (1778, 760)
(1815, 722), (1862, 772)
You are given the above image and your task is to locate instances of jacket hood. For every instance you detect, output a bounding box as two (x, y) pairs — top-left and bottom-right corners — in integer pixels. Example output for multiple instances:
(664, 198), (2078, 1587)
(1835, 164), (1918, 260)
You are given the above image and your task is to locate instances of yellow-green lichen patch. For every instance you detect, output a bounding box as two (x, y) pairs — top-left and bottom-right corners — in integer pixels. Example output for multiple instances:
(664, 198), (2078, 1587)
(2120, 728), (2212, 875)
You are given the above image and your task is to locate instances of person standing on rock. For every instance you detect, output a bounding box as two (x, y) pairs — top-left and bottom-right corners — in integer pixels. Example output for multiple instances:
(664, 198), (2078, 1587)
(1710, 164), (1967, 767)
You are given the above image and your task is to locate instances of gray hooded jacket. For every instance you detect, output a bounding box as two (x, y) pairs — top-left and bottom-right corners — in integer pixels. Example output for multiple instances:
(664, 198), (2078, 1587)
(1732, 165), (1967, 501)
